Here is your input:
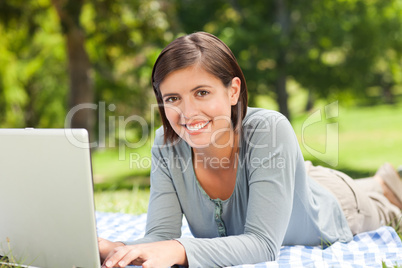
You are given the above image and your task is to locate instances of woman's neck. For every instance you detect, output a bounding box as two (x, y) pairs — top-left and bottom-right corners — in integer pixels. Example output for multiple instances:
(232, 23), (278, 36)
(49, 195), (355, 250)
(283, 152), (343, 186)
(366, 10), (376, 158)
(192, 133), (239, 171)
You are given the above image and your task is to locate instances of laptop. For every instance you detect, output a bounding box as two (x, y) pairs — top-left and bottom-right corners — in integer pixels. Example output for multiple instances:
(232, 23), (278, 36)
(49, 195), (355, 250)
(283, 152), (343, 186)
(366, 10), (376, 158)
(0, 128), (101, 268)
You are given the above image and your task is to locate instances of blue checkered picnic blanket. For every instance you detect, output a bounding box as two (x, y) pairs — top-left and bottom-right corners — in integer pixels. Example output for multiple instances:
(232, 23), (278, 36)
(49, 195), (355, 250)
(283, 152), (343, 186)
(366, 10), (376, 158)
(96, 212), (402, 267)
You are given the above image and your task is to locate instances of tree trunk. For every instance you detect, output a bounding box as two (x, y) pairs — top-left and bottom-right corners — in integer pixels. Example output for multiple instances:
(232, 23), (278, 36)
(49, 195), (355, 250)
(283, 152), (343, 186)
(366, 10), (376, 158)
(382, 84), (394, 104)
(274, 0), (290, 120)
(305, 88), (314, 111)
(52, 0), (94, 139)
(275, 52), (290, 119)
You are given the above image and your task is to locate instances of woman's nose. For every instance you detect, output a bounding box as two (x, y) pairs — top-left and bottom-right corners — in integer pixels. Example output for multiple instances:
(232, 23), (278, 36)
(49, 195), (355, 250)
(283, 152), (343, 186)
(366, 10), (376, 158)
(180, 98), (199, 119)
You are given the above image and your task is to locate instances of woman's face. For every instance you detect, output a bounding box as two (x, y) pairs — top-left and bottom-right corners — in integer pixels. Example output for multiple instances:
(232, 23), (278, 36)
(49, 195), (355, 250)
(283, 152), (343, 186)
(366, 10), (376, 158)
(159, 65), (241, 149)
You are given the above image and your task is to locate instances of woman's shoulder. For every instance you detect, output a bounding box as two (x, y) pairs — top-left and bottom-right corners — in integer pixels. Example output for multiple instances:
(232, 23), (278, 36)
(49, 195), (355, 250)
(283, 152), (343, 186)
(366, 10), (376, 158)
(154, 126), (165, 146)
(244, 107), (286, 120)
(242, 107), (289, 129)
(241, 107), (297, 149)
(152, 126), (187, 152)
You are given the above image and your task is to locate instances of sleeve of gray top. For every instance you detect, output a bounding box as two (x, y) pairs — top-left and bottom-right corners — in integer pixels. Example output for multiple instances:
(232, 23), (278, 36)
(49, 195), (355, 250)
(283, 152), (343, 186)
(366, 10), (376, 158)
(176, 112), (300, 267)
(123, 137), (183, 245)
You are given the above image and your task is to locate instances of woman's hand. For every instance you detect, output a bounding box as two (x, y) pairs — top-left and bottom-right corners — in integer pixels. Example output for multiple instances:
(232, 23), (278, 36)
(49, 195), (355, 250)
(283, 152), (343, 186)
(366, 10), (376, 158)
(101, 240), (187, 268)
(98, 237), (125, 262)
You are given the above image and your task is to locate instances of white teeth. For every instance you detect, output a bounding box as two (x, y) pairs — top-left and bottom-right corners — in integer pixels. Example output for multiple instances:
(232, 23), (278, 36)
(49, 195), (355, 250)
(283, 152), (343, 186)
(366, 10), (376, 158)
(186, 121), (209, 131)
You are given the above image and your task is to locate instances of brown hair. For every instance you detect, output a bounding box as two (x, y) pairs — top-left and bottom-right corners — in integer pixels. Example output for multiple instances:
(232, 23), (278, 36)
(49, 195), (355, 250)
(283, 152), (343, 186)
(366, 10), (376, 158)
(152, 32), (248, 144)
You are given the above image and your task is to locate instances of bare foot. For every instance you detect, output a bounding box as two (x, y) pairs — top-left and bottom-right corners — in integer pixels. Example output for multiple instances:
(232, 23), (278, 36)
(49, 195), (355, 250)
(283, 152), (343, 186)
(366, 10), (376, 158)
(375, 175), (402, 210)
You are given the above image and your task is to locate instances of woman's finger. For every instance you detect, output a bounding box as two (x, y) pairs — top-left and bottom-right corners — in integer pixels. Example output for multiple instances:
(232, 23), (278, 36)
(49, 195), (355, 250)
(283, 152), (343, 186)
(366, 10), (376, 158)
(142, 259), (155, 268)
(102, 246), (131, 268)
(115, 248), (143, 267)
(98, 238), (126, 263)
(98, 238), (113, 261)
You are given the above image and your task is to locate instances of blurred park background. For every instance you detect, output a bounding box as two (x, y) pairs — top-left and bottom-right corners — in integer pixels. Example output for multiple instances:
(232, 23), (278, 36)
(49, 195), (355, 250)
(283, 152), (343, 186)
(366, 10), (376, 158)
(1, 0), (402, 214)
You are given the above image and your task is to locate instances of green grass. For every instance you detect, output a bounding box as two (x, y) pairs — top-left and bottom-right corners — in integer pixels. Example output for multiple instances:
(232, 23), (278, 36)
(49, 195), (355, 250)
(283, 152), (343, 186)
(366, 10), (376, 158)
(292, 102), (402, 178)
(0, 237), (30, 268)
(92, 139), (152, 191)
(383, 262), (402, 268)
(94, 186), (150, 215)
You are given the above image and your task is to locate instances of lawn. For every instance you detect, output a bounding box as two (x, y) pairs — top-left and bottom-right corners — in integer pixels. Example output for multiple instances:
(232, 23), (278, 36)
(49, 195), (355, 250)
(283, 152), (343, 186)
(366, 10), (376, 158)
(93, 101), (402, 215)
(292, 102), (402, 178)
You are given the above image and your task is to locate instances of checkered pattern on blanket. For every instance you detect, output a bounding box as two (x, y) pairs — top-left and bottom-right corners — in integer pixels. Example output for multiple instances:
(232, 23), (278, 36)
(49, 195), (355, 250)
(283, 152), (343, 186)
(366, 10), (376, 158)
(96, 212), (402, 267)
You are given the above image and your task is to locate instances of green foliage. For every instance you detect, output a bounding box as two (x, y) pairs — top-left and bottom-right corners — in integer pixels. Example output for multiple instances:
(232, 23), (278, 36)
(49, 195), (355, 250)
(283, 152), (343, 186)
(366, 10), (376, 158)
(76, 0), (176, 141)
(175, 0), (402, 117)
(0, 0), (401, 139)
(0, 0), (173, 132)
(0, 0), (67, 128)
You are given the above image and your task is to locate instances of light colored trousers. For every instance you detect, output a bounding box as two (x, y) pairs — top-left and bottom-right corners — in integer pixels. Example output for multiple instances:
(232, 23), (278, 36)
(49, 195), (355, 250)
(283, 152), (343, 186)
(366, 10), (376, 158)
(305, 161), (402, 235)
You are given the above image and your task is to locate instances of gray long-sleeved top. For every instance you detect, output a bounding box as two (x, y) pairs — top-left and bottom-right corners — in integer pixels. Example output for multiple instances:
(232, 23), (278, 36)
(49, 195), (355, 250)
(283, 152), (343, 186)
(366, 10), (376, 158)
(125, 107), (353, 267)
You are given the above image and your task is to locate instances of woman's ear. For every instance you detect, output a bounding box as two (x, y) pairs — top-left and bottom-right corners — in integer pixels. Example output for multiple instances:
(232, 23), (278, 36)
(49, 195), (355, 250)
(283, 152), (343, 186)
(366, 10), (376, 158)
(229, 77), (241, 106)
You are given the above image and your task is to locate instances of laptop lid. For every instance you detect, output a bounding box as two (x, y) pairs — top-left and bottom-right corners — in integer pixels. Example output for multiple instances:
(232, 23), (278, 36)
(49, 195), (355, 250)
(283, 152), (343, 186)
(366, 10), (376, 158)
(0, 128), (101, 268)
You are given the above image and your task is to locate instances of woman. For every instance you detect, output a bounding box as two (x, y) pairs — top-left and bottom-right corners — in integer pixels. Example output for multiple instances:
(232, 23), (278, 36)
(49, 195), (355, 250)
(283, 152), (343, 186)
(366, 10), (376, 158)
(99, 32), (402, 268)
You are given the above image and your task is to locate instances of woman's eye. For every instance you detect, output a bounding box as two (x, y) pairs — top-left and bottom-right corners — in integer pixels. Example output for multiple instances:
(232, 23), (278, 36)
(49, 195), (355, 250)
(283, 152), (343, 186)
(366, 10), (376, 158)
(165, 96), (178, 103)
(196, 90), (209, 97)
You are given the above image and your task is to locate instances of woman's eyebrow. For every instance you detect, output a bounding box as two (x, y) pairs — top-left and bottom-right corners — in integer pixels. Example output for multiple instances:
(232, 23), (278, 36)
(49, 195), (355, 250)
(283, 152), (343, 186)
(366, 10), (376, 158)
(190, 85), (212, 92)
(162, 93), (177, 99)
(162, 85), (212, 99)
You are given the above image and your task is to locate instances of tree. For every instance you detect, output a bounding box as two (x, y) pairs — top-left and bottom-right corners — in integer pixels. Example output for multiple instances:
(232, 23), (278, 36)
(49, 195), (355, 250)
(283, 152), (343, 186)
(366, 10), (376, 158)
(288, 0), (402, 106)
(175, 0), (402, 118)
(0, 0), (68, 128)
(52, 0), (95, 137)
(0, 0), (173, 144)
(1, 0), (400, 134)
(81, 0), (174, 145)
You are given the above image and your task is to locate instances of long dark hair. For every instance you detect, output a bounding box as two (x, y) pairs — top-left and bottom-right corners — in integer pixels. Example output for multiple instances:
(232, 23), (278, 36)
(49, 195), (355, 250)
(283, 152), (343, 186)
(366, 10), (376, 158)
(152, 32), (248, 144)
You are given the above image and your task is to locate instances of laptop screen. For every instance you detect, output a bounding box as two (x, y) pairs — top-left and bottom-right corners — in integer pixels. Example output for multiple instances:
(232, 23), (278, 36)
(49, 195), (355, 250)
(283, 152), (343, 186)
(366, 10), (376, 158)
(0, 129), (101, 268)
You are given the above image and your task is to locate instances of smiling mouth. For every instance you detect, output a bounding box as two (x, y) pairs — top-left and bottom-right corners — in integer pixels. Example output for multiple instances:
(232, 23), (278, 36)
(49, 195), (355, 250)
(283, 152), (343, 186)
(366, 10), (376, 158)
(185, 121), (210, 131)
